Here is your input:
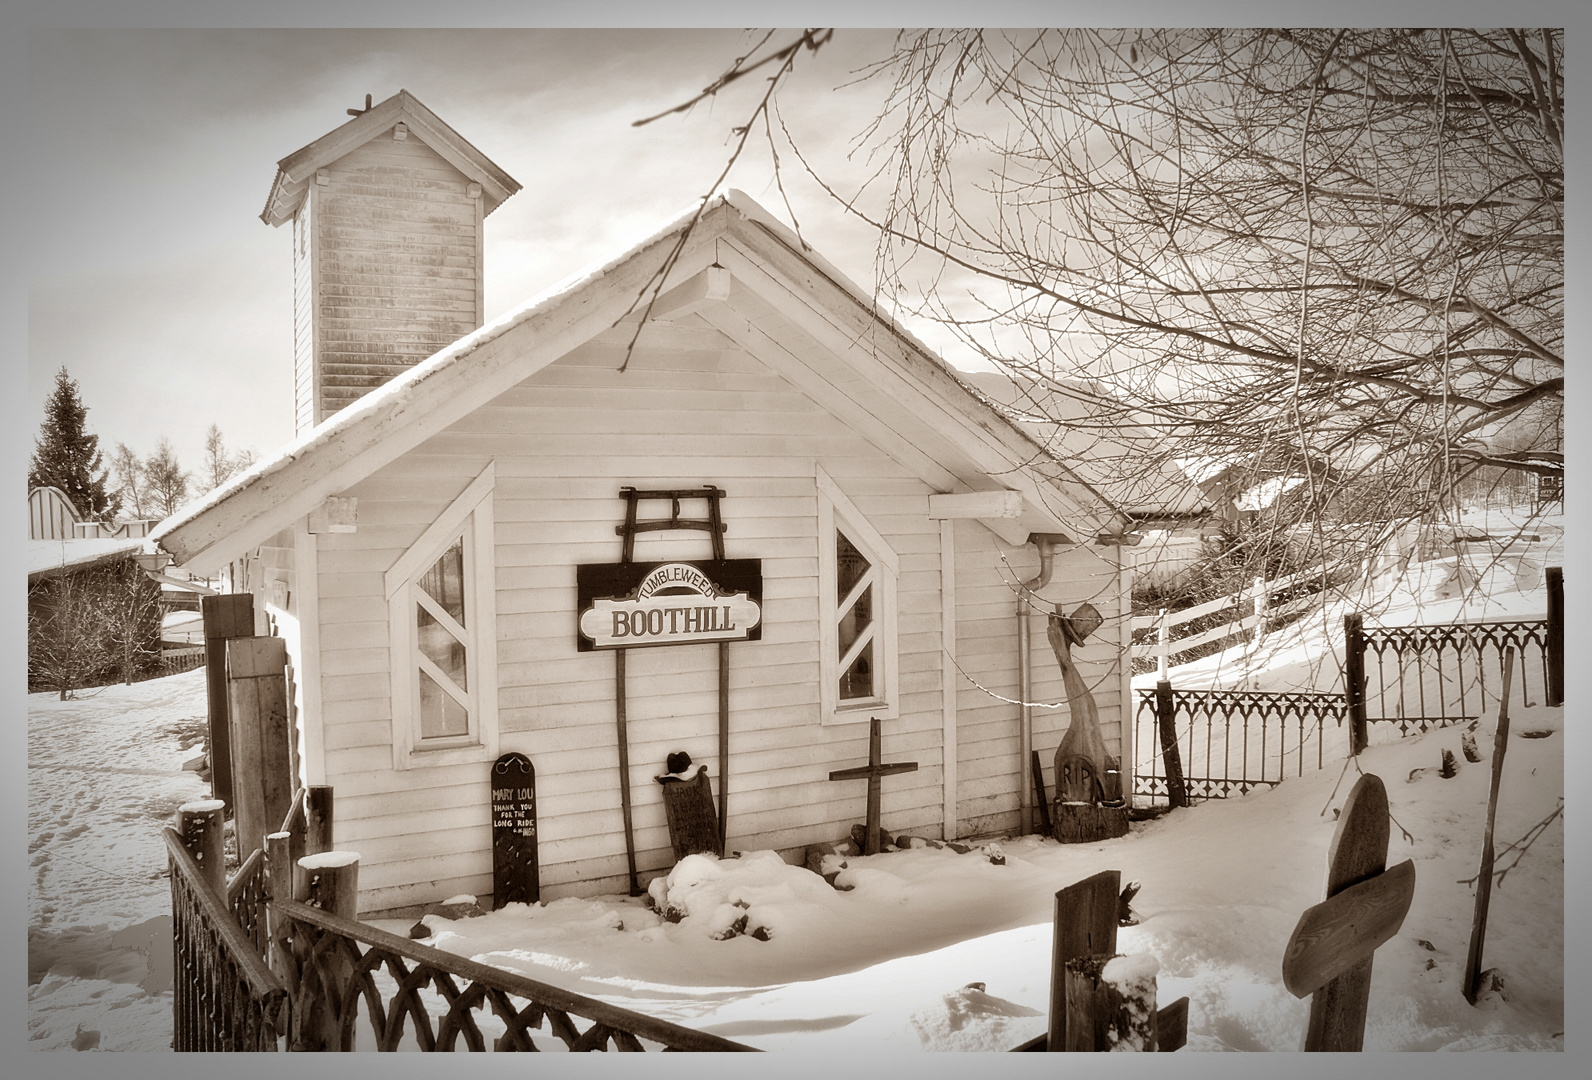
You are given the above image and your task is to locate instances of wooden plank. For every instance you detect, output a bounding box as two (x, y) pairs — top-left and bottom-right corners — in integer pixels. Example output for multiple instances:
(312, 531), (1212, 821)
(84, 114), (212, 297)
(226, 637), (294, 861)
(1282, 859), (1416, 996)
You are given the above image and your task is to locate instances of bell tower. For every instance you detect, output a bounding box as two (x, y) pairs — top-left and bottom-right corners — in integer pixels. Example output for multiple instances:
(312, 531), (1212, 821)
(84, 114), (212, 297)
(262, 90), (520, 433)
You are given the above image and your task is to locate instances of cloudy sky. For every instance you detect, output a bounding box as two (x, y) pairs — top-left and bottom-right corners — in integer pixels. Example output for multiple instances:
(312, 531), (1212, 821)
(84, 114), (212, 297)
(25, 27), (909, 483)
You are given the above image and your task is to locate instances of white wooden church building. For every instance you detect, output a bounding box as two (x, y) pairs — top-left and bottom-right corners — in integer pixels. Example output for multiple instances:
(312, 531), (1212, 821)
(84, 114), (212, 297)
(152, 91), (1203, 914)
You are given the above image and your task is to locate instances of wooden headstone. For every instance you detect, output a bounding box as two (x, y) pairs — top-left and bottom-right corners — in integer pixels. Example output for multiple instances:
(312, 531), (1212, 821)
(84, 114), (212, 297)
(491, 753), (539, 907)
(1282, 772), (1415, 1051)
(657, 766), (723, 861)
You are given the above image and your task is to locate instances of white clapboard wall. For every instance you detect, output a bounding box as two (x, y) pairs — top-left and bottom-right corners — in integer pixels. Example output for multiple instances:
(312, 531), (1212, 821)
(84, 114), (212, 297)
(303, 316), (1122, 911)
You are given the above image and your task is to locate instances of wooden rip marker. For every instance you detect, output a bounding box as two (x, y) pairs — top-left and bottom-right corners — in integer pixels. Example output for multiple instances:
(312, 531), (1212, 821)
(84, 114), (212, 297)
(828, 716), (917, 855)
(1282, 772), (1415, 1051)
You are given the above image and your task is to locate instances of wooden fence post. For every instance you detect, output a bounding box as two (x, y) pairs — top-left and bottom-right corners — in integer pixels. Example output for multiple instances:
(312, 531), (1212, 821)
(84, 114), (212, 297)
(292, 851), (361, 1051)
(201, 592), (256, 811)
(1156, 609), (1170, 681)
(1464, 650), (1514, 1004)
(1546, 567), (1562, 707)
(226, 636), (294, 866)
(1043, 870), (1188, 1053)
(264, 830), (294, 979)
(176, 799), (227, 896)
(1343, 614), (1368, 755)
(1154, 679), (1188, 809)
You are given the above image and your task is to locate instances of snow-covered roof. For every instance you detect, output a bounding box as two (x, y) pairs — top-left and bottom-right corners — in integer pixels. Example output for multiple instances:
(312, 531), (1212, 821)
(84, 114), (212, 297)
(155, 191), (1145, 572)
(27, 537), (145, 582)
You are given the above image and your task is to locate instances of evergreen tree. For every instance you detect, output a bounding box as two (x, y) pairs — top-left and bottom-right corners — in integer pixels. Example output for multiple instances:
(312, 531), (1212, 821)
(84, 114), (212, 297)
(30, 367), (118, 521)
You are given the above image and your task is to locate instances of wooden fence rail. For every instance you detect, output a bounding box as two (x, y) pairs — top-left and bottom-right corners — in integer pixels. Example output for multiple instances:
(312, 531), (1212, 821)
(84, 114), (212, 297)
(1131, 565), (1343, 671)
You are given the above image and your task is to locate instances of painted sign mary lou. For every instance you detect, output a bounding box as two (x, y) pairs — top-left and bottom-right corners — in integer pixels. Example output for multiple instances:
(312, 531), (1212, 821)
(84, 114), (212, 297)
(576, 560), (763, 651)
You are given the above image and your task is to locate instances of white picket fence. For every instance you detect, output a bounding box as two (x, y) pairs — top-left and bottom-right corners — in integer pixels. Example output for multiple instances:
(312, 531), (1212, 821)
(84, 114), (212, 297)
(1130, 566), (1335, 675)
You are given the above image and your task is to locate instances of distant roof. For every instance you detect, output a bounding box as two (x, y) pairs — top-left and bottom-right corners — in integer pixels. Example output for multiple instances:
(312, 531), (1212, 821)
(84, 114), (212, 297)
(261, 89), (521, 226)
(28, 537), (145, 582)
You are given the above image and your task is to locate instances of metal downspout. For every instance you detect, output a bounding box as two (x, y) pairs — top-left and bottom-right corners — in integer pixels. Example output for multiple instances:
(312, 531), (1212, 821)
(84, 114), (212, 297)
(1017, 535), (1061, 835)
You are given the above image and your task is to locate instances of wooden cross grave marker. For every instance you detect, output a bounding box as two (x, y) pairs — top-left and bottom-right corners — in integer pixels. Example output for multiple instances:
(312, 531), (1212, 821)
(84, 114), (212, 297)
(1281, 772), (1416, 1052)
(828, 716), (917, 855)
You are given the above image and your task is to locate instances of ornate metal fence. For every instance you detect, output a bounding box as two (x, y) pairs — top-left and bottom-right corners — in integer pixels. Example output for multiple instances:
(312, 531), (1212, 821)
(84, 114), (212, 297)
(225, 846), (271, 960)
(164, 827), (289, 1051)
(1133, 687), (1348, 804)
(270, 897), (759, 1052)
(1348, 616), (1552, 737)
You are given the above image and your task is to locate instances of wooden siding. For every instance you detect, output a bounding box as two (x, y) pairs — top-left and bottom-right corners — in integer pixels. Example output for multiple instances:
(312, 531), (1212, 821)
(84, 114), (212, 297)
(951, 521), (1125, 837)
(314, 323), (977, 910)
(303, 319), (1128, 911)
(307, 134), (481, 422)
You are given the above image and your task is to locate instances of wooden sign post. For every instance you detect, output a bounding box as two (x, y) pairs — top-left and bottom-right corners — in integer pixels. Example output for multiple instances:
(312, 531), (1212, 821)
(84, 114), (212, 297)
(491, 753), (539, 908)
(1282, 772), (1416, 1051)
(1463, 648), (1514, 1004)
(828, 716), (918, 855)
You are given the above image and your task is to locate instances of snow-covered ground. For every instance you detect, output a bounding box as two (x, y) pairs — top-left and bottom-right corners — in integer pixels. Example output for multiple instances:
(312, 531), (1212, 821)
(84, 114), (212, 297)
(26, 510), (1565, 1052)
(396, 699), (1562, 1051)
(27, 669), (209, 1051)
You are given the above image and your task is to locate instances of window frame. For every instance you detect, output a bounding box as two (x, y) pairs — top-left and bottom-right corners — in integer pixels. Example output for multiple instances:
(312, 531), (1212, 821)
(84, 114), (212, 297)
(816, 466), (900, 725)
(384, 461), (499, 770)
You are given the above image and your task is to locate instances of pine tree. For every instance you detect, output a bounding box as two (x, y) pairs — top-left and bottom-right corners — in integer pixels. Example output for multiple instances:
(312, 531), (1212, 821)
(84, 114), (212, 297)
(30, 367), (118, 521)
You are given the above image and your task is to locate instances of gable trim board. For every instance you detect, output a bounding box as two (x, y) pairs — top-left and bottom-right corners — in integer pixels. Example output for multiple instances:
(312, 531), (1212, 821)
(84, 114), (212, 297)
(154, 193), (1130, 575)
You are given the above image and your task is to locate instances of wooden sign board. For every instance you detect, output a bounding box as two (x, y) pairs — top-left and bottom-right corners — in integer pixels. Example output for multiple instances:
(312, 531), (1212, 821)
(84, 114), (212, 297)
(491, 753), (539, 907)
(577, 560), (762, 651)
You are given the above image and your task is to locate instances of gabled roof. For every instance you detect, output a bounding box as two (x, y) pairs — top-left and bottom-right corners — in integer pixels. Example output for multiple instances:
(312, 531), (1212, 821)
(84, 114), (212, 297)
(156, 191), (1158, 573)
(261, 89), (520, 226)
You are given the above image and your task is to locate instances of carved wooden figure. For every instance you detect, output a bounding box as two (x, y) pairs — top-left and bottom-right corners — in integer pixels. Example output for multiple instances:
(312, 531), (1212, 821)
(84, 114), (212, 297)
(1048, 603), (1129, 842)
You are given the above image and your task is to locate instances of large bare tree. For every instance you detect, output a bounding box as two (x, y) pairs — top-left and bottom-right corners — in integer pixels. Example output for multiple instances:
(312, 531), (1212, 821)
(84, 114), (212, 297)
(853, 29), (1560, 568)
(658, 28), (1563, 594)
